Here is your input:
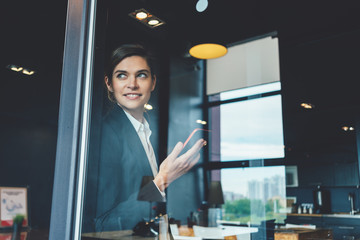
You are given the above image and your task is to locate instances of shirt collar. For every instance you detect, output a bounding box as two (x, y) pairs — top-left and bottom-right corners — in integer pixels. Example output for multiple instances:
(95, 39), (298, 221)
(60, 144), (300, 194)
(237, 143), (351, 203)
(121, 107), (151, 134)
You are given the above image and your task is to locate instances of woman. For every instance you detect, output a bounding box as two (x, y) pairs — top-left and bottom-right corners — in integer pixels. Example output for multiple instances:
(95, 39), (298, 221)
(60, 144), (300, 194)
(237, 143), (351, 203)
(95, 44), (206, 231)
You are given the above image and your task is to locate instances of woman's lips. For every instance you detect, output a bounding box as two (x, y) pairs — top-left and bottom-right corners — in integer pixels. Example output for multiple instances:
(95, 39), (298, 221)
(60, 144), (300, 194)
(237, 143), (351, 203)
(124, 93), (142, 100)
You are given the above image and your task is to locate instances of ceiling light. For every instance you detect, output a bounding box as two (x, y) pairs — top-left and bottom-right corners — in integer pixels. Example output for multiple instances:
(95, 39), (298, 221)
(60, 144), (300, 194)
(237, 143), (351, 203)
(300, 103), (314, 109)
(136, 11), (148, 20)
(22, 69), (35, 75)
(196, 0), (208, 12)
(11, 66), (23, 72)
(189, 43), (228, 59)
(148, 19), (160, 26)
(129, 8), (165, 28)
(6, 64), (36, 75)
(342, 126), (355, 132)
(7, 64), (23, 72)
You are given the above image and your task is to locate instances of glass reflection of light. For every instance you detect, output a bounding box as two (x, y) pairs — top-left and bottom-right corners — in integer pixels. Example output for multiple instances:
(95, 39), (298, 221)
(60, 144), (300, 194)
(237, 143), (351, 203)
(144, 103), (153, 110)
(196, 119), (207, 125)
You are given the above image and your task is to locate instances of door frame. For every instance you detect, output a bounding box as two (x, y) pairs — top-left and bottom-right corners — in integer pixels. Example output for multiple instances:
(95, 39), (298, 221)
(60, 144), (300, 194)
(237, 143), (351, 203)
(49, 0), (96, 239)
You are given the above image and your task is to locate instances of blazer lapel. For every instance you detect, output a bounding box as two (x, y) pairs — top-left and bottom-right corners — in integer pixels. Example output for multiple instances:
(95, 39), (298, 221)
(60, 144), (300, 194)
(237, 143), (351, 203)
(107, 106), (154, 177)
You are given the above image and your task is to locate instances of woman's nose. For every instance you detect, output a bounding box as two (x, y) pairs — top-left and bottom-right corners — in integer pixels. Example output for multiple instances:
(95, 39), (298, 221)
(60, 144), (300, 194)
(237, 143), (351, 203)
(127, 76), (138, 89)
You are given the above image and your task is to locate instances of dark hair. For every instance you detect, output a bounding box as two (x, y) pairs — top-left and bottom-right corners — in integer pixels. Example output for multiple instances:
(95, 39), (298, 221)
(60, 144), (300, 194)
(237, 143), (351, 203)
(105, 44), (156, 102)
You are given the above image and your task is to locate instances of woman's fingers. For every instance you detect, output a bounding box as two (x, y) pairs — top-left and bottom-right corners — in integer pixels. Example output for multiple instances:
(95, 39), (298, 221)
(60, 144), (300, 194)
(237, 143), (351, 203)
(167, 142), (184, 160)
(157, 139), (206, 190)
(188, 153), (200, 169)
(182, 139), (206, 159)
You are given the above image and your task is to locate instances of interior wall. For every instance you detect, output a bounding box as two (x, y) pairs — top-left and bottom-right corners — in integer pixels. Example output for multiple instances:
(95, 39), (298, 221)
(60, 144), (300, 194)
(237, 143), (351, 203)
(1, 0), (67, 230)
(0, 117), (58, 229)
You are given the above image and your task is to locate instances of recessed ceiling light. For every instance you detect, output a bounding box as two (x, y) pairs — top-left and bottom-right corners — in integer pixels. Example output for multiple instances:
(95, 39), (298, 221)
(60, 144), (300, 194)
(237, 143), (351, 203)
(342, 126), (355, 132)
(300, 103), (314, 109)
(148, 19), (160, 26)
(6, 64), (36, 75)
(7, 64), (23, 72)
(129, 8), (165, 28)
(22, 69), (35, 75)
(136, 11), (148, 20)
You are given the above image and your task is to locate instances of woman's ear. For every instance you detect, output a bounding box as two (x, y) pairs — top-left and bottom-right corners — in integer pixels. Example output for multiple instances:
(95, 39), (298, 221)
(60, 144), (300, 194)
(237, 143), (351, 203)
(105, 76), (113, 92)
(151, 76), (157, 92)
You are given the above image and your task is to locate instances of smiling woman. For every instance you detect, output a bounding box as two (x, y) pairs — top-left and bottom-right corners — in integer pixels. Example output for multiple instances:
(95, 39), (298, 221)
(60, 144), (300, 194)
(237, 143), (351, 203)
(104, 46), (157, 122)
(86, 44), (206, 233)
(105, 55), (156, 122)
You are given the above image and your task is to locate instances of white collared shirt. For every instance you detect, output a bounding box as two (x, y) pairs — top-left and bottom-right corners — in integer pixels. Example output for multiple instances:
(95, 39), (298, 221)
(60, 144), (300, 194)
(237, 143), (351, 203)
(123, 110), (158, 176)
(122, 108), (165, 198)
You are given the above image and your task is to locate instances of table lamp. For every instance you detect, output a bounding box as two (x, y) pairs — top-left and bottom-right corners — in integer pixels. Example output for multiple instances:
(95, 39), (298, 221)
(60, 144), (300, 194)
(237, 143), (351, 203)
(207, 181), (224, 227)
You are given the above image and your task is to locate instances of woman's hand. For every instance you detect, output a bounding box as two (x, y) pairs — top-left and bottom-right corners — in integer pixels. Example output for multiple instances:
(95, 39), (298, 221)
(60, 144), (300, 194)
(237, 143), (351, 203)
(153, 139), (206, 192)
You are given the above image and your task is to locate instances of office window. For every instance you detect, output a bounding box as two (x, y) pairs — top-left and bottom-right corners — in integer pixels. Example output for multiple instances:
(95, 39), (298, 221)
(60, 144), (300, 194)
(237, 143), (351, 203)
(206, 35), (286, 228)
(209, 82), (285, 162)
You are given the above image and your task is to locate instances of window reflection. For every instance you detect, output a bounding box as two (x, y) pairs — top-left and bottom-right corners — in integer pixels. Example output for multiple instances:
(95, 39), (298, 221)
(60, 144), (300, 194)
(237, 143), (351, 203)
(82, 44), (206, 239)
(212, 166), (286, 225)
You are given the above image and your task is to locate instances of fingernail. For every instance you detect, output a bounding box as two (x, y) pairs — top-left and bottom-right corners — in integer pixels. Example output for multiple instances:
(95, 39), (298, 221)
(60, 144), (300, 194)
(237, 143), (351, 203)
(203, 140), (207, 146)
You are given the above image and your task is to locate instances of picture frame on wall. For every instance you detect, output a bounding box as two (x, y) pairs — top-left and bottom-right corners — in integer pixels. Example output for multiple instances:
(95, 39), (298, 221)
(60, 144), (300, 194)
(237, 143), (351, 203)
(0, 187), (28, 228)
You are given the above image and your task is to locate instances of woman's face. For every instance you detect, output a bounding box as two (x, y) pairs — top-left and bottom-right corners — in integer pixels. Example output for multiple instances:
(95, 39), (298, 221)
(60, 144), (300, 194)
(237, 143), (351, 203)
(106, 55), (156, 121)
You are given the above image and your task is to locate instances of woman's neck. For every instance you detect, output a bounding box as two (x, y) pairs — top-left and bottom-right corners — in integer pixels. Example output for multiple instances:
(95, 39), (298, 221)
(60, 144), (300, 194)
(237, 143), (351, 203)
(118, 104), (144, 123)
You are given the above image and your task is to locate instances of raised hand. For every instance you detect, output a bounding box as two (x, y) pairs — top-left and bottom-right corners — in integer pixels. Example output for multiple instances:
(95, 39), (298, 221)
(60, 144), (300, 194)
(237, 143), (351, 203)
(153, 139), (206, 192)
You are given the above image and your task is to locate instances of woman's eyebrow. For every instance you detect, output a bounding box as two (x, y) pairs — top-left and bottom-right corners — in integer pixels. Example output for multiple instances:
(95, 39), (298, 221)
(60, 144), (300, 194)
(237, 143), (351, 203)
(113, 69), (150, 74)
(137, 69), (150, 73)
(113, 70), (127, 74)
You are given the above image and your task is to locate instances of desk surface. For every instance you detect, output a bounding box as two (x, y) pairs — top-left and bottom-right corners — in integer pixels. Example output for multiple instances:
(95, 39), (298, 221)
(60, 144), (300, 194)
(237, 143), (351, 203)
(82, 225), (256, 240)
(82, 230), (156, 240)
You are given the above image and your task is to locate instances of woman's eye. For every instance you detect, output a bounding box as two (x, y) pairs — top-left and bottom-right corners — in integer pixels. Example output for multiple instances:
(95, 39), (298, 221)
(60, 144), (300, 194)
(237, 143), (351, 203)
(116, 73), (126, 79)
(137, 73), (148, 78)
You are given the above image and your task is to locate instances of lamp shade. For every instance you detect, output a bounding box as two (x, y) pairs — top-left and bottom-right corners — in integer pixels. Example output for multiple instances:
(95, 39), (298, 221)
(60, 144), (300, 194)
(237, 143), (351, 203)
(208, 181), (224, 205)
(189, 43), (227, 59)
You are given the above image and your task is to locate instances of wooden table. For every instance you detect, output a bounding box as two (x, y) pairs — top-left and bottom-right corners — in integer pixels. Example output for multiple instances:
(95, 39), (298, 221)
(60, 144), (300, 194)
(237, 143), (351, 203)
(82, 226), (240, 240)
(275, 228), (333, 240)
(82, 230), (157, 240)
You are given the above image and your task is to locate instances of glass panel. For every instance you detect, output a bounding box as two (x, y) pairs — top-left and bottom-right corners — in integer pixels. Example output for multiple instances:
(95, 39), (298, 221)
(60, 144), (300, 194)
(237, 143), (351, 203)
(80, 2), (207, 239)
(218, 95), (284, 161)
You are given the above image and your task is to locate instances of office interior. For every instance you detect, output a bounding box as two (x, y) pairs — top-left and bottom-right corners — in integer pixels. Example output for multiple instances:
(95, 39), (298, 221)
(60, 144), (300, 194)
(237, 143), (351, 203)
(1, 0), (360, 239)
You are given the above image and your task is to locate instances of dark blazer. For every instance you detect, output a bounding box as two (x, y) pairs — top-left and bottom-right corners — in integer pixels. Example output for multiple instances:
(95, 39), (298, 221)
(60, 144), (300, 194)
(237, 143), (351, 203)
(95, 105), (164, 232)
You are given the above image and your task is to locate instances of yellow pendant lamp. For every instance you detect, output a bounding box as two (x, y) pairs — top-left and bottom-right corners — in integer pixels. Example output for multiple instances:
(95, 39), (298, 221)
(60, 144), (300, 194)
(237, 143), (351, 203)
(189, 43), (227, 59)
